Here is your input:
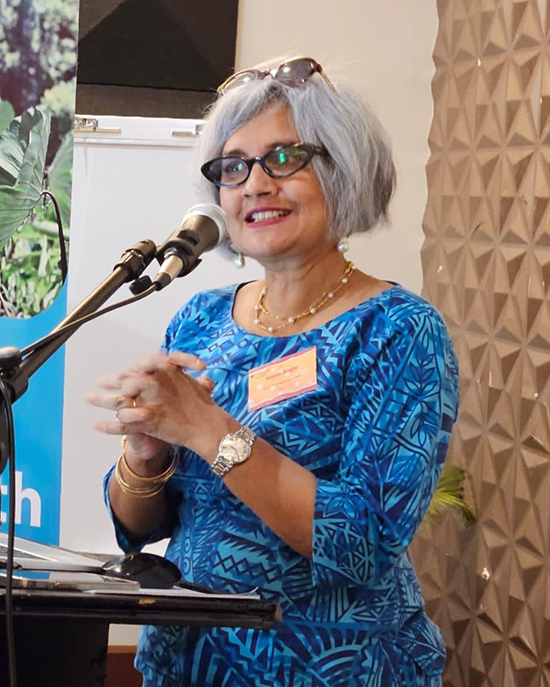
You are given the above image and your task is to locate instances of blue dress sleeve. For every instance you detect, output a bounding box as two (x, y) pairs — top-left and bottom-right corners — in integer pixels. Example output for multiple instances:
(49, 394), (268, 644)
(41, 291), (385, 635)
(312, 308), (459, 588)
(103, 465), (181, 552)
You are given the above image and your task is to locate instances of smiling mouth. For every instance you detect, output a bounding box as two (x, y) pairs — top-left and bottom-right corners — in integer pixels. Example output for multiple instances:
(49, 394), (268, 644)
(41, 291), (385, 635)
(246, 209), (291, 223)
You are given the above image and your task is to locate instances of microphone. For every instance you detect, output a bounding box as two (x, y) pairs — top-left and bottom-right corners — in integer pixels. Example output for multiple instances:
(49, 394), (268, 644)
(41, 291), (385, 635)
(152, 203), (227, 289)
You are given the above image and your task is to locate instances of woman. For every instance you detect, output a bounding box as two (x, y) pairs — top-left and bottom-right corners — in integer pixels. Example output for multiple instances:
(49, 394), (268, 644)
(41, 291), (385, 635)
(87, 57), (459, 686)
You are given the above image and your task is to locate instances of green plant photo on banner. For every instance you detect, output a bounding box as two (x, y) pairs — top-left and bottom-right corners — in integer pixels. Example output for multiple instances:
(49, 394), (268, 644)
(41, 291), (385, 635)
(0, 0), (77, 318)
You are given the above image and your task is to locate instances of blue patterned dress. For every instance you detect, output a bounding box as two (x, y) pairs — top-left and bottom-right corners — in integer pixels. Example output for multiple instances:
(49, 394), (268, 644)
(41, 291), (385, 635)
(105, 283), (459, 687)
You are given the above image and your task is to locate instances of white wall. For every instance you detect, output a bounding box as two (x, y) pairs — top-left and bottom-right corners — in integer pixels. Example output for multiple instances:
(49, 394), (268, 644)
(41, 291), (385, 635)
(61, 0), (438, 644)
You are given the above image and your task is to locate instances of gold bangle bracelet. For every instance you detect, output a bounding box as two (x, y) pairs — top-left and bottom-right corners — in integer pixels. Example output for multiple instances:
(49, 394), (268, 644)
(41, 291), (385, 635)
(117, 479), (166, 498)
(122, 450), (178, 484)
(118, 480), (166, 498)
(115, 456), (167, 498)
(120, 437), (178, 484)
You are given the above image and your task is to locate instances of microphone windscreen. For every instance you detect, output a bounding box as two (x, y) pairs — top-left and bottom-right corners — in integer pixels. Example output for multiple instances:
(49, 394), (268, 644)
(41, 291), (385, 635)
(181, 203), (227, 245)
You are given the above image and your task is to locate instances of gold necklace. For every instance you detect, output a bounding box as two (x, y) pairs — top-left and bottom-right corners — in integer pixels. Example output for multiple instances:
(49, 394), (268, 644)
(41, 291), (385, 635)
(253, 261), (355, 333)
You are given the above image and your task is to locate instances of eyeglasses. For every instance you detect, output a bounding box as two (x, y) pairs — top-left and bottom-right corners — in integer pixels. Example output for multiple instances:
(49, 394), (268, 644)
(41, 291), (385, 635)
(217, 57), (335, 94)
(201, 143), (328, 188)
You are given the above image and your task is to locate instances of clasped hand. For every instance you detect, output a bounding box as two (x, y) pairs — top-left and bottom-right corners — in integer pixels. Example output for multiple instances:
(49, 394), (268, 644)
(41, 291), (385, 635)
(86, 352), (221, 458)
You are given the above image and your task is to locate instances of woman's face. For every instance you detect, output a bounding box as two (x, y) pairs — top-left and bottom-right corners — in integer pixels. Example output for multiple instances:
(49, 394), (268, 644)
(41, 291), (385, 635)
(219, 106), (330, 267)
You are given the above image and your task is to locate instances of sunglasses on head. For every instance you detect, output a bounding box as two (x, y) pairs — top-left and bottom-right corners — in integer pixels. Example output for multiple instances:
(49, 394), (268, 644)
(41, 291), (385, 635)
(217, 57), (335, 94)
(201, 142), (328, 188)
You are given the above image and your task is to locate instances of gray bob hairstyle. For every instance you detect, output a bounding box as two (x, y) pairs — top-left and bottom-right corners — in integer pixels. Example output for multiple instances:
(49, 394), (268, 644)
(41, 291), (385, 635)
(193, 58), (396, 242)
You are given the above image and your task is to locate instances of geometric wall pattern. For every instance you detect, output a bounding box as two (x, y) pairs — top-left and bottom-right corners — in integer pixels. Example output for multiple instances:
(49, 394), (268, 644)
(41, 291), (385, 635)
(413, 1), (550, 685)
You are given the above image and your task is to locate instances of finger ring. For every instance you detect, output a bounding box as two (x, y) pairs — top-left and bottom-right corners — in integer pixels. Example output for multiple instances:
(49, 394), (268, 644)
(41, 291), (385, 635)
(131, 397), (138, 408)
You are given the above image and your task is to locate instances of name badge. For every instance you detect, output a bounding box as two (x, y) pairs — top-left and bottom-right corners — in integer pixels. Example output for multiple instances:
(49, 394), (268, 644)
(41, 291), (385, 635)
(248, 346), (317, 412)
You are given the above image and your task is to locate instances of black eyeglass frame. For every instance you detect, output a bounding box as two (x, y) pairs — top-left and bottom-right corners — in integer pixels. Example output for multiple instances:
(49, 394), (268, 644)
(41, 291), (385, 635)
(201, 143), (329, 188)
(217, 57), (335, 94)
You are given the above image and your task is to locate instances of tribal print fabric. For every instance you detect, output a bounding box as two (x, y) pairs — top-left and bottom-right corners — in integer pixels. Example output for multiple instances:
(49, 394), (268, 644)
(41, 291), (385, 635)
(105, 283), (459, 686)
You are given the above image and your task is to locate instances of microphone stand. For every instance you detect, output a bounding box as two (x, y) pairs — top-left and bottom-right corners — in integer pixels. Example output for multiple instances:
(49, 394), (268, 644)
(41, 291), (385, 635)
(0, 239), (160, 687)
(0, 238), (158, 475)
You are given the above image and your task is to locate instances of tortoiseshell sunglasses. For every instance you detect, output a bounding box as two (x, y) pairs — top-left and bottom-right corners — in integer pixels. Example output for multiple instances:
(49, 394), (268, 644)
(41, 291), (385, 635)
(217, 57), (335, 94)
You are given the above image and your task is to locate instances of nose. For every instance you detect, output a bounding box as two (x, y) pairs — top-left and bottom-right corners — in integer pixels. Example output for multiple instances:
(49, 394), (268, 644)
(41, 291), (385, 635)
(242, 159), (277, 196)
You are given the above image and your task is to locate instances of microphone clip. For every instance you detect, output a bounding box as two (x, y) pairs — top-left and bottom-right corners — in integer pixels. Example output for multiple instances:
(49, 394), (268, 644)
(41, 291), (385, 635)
(156, 229), (205, 278)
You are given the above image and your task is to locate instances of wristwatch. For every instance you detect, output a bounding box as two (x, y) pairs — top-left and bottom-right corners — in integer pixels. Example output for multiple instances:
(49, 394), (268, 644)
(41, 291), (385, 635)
(211, 426), (256, 478)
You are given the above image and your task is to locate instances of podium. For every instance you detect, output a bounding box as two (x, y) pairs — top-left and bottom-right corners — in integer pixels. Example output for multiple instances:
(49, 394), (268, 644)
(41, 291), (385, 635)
(0, 537), (281, 686)
(0, 585), (281, 686)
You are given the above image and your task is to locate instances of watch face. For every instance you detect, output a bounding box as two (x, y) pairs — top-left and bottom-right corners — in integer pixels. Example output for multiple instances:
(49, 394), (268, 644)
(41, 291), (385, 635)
(219, 436), (251, 465)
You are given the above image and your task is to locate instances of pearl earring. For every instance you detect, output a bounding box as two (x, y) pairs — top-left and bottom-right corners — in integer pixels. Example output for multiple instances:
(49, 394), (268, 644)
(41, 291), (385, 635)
(234, 252), (246, 269)
(337, 237), (349, 254)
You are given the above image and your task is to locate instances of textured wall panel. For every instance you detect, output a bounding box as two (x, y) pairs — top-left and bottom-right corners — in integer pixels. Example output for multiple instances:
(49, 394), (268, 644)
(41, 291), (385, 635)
(414, 1), (550, 685)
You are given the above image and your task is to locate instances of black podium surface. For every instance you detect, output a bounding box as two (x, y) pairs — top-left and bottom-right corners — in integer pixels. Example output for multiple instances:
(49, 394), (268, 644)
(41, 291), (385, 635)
(0, 586), (281, 686)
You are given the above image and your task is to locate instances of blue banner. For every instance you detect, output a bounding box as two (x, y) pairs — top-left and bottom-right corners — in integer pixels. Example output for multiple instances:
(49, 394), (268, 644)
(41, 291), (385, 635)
(0, 286), (67, 543)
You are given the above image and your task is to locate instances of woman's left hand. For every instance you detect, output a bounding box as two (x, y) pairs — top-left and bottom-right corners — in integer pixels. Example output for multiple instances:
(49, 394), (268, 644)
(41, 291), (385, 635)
(86, 352), (230, 455)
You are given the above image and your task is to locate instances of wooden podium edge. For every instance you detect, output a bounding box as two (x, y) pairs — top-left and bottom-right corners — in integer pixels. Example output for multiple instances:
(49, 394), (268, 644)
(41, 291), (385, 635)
(106, 645), (141, 687)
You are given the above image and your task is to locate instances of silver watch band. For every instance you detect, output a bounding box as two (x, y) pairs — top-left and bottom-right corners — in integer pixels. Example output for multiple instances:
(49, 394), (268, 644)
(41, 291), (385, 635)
(211, 426), (256, 478)
(233, 426), (255, 445)
(211, 454), (233, 477)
